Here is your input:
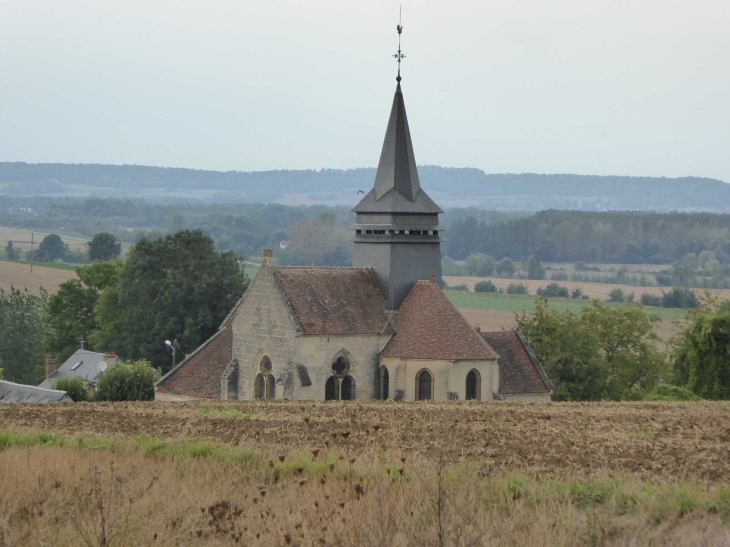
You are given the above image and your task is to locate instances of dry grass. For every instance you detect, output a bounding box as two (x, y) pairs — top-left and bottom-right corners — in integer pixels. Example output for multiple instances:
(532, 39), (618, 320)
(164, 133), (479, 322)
(0, 260), (77, 295)
(0, 227), (88, 253)
(1, 424), (730, 546)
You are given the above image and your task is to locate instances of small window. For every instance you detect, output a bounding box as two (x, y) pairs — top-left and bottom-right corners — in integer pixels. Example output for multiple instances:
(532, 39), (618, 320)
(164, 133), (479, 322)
(71, 361), (83, 371)
(378, 365), (389, 400)
(416, 369), (433, 401)
(466, 369), (481, 401)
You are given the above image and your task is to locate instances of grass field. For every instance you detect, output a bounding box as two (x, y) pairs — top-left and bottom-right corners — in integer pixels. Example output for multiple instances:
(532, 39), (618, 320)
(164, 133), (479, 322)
(0, 259), (77, 295)
(1, 401), (729, 545)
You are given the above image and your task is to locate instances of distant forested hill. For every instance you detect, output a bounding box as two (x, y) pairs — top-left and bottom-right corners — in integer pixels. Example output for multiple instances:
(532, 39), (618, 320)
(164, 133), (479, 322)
(1, 162), (729, 212)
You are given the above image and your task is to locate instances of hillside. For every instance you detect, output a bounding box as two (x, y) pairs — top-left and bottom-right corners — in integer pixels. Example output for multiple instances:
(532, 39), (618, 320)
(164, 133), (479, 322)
(2, 162), (729, 212)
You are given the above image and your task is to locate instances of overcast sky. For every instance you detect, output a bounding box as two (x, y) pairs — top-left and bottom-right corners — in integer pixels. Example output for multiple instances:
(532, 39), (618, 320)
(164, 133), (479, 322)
(1, 1), (728, 181)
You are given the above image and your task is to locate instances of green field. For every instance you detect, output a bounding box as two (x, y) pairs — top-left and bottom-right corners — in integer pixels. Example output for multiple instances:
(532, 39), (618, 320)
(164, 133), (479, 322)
(0, 257), (78, 271)
(444, 290), (688, 322)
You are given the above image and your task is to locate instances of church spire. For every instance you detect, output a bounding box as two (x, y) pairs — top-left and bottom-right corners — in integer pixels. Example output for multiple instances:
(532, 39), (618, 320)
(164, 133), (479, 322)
(372, 19), (420, 203)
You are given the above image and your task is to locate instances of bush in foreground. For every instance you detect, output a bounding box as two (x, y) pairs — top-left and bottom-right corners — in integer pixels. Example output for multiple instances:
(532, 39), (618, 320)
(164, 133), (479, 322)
(95, 360), (160, 402)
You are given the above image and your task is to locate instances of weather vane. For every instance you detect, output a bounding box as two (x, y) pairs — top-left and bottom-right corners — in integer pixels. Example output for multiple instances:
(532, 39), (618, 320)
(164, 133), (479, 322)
(393, 7), (405, 82)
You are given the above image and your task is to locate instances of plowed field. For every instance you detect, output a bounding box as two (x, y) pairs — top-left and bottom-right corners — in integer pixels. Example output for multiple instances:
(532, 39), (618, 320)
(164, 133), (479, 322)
(2, 400), (729, 482)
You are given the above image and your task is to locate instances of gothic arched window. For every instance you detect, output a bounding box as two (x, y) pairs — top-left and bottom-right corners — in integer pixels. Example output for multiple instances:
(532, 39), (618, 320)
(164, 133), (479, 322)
(378, 365), (389, 400)
(266, 375), (276, 400)
(254, 373), (265, 400)
(341, 376), (355, 400)
(325, 355), (352, 401)
(416, 369), (433, 401)
(325, 376), (338, 401)
(466, 369), (481, 401)
(255, 356), (275, 400)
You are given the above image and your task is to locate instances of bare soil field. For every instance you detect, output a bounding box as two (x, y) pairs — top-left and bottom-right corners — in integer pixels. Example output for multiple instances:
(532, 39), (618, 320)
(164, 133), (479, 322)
(2, 400), (729, 482)
(0, 227), (88, 252)
(2, 401), (730, 545)
(445, 275), (730, 301)
(0, 260), (77, 295)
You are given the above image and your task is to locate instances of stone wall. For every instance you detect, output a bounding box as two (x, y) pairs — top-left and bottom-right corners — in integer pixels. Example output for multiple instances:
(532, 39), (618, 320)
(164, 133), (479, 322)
(379, 357), (497, 402)
(292, 334), (391, 400)
(230, 259), (298, 400)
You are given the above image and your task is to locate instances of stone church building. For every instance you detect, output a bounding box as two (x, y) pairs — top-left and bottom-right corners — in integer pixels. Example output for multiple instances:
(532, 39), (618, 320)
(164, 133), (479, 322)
(156, 78), (553, 403)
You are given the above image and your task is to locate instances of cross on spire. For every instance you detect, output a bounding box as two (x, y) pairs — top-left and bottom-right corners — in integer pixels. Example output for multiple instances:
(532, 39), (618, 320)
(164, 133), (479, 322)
(393, 8), (405, 82)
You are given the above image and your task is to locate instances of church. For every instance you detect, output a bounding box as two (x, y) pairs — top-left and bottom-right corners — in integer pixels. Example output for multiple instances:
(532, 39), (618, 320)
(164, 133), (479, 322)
(155, 41), (553, 403)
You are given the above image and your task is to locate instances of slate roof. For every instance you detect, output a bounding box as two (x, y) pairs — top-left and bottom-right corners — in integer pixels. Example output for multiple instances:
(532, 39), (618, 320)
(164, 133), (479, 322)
(353, 82), (442, 215)
(273, 267), (393, 335)
(481, 330), (553, 394)
(0, 380), (70, 404)
(39, 349), (120, 389)
(381, 281), (498, 360)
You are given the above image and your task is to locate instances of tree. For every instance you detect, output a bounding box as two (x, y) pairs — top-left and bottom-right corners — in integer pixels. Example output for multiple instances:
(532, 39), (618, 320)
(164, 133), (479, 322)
(44, 261), (123, 363)
(496, 257), (515, 277)
(34, 234), (68, 262)
(0, 287), (47, 384)
(608, 288), (625, 303)
(52, 377), (89, 402)
(536, 283), (569, 298)
(465, 253), (496, 277)
(91, 230), (248, 372)
(95, 360), (160, 401)
(88, 232), (122, 261)
(517, 297), (664, 400)
(671, 302), (730, 400)
(5, 240), (19, 260)
(523, 255), (545, 280)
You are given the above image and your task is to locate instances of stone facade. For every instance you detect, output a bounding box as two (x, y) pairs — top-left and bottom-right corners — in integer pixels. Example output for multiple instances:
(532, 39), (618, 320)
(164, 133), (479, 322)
(229, 256), (299, 401)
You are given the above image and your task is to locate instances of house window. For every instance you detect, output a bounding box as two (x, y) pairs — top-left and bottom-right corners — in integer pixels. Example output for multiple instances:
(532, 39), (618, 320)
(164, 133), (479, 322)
(416, 369), (433, 401)
(325, 356), (354, 401)
(466, 369), (481, 401)
(378, 365), (389, 400)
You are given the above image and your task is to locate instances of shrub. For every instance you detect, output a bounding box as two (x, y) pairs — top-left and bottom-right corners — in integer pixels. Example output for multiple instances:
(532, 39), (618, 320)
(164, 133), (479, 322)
(445, 283), (469, 291)
(655, 273), (672, 286)
(536, 283), (569, 298)
(95, 360), (160, 402)
(644, 384), (700, 402)
(52, 377), (89, 402)
(662, 287), (698, 309)
(608, 288), (625, 303)
(506, 283), (529, 295)
(641, 293), (663, 307)
(570, 287), (583, 299)
(550, 272), (569, 281)
(581, 294), (590, 300)
(474, 280), (497, 293)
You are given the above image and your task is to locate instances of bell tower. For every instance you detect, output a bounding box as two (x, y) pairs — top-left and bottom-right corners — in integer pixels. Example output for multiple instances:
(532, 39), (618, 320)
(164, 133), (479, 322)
(352, 22), (443, 310)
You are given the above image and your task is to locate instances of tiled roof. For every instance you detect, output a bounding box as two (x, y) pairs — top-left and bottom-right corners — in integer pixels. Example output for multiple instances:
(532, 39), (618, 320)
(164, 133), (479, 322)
(272, 267), (393, 335)
(381, 281), (498, 360)
(481, 330), (553, 394)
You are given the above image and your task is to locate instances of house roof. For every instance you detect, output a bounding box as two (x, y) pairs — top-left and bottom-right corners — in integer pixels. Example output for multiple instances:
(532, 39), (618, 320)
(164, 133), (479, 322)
(353, 82), (442, 215)
(0, 380), (70, 404)
(39, 349), (120, 389)
(381, 281), (498, 360)
(480, 330), (553, 394)
(273, 267), (393, 335)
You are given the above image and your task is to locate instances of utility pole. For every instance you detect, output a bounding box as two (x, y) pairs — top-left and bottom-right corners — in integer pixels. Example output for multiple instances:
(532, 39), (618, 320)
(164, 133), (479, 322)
(29, 232), (34, 272)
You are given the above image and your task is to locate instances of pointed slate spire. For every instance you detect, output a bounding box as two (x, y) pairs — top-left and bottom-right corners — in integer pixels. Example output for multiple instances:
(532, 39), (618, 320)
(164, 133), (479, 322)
(373, 82), (421, 202)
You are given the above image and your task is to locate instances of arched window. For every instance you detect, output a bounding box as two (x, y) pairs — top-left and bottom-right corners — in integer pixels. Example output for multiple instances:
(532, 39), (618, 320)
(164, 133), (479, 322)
(254, 373), (265, 400)
(325, 355), (352, 401)
(255, 356), (275, 400)
(379, 366), (389, 400)
(325, 376), (338, 401)
(466, 369), (481, 401)
(416, 369), (433, 401)
(341, 376), (355, 400)
(266, 375), (276, 400)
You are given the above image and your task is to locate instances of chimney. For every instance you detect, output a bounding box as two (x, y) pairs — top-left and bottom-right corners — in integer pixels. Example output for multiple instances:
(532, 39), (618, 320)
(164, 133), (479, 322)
(45, 355), (58, 379)
(431, 273), (436, 283)
(103, 352), (117, 370)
